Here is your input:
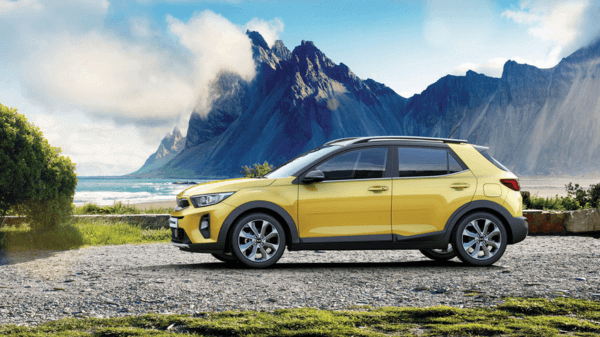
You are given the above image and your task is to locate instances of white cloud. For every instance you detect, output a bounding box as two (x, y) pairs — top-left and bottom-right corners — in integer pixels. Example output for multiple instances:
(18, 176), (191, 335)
(502, 0), (600, 60)
(451, 58), (508, 78)
(23, 31), (196, 121)
(167, 10), (257, 116)
(245, 17), (284, 47)
(0, 0), (42, 14)
(503, 1), (586, 44)
(130, 17), (152, 39)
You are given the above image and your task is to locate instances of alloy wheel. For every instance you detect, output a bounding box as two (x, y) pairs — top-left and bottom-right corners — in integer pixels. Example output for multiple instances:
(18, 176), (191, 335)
(460, 218), (502, 260)
(237, 219), (281, 262)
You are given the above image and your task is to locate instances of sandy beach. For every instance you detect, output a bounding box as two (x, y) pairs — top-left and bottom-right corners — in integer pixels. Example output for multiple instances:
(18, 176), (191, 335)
(131, 200), (176, 210)
(519, 176), (600, 198)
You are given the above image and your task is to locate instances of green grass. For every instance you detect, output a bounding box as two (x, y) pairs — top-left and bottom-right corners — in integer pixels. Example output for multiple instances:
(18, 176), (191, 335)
(1, 298), (600, 336)
(72, 201), (174, 215)
(0, 219), (171, 251)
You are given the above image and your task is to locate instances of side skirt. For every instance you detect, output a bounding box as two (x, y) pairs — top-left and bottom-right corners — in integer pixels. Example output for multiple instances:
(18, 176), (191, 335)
(288, 241), (448, 251)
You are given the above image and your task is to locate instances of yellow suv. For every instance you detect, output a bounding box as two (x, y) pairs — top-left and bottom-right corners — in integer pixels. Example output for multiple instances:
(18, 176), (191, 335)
(170, 136), (528, 268)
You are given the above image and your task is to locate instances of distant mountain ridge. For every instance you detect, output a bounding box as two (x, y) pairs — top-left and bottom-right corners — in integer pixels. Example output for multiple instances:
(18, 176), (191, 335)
(133, 32), (600, 177)
(133, 127), (185, 175)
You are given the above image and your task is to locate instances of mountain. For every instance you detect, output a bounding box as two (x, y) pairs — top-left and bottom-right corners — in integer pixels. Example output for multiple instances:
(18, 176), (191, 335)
(133, 32), (600, 177)
(133, 126), (186, 174)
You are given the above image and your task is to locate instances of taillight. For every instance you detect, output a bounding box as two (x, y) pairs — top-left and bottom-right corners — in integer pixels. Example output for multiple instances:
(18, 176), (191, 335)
(500, 179), (520, 191)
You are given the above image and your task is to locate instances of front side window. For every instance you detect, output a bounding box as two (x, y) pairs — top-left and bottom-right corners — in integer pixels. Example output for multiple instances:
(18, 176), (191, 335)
(315, 147), (388, 181)
(265, 145), (341, 179)
(398, 147), (464, 177)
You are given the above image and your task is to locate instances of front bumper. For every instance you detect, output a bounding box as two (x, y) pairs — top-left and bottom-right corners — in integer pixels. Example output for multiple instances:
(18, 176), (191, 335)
(170, 227), (225, 253)
(508, 216), (528, 244)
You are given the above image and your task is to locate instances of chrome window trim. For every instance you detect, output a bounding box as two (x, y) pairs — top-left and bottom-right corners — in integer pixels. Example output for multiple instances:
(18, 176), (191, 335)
(318, 177), (392, 183)
(392, 169), (470, 180)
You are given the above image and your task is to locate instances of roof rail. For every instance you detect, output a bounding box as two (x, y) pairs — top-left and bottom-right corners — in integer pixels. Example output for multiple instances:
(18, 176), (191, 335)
(323, 137), (362, 145)
(347, 136), (468, 145)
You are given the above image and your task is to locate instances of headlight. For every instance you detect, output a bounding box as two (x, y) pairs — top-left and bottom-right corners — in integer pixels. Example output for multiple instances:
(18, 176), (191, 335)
(189, 192), (234, 208)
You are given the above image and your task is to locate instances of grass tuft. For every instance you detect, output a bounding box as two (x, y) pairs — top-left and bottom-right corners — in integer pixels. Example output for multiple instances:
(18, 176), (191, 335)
(72, 201), (173, 215)
(0, 219), (170, 251)
(2, 298), (600, 336)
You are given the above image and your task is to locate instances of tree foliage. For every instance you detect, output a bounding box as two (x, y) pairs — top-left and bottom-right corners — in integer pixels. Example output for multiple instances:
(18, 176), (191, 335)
(241, 161), (273, 178)
(0, 102), (77, 229)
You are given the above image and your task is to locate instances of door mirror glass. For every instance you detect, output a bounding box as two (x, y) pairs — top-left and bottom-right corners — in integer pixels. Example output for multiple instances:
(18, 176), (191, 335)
(302, 170), (326, 183)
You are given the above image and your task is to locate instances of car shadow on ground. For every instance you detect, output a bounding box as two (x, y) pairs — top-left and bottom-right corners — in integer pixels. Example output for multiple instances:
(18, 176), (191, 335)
(138, 259), (501, 272)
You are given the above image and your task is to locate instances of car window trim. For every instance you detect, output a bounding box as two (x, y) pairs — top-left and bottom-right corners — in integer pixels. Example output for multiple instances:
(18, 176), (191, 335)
(393, 145), (469, 178)
(296, 145), (393, 183)
(318, 177), (393, 183)
(392, 169), (470, 179)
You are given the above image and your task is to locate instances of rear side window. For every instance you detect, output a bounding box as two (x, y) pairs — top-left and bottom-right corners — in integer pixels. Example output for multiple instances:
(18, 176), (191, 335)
(398, 147), (465, 177)
(316, 147), (388, 181)
(473, 146), (510, 172)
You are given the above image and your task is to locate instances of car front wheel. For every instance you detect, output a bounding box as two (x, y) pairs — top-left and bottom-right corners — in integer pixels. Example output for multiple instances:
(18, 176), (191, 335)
(230, 213), (286, 268)
(452, 212), (507, 266)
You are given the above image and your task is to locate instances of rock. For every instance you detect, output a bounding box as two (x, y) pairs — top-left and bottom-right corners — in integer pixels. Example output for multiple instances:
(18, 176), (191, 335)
(564, 209), (600, 233)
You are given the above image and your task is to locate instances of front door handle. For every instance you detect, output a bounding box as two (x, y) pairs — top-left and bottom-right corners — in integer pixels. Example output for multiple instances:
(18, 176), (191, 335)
(450, 183), (470, 190)
(368, 186), (389, 192)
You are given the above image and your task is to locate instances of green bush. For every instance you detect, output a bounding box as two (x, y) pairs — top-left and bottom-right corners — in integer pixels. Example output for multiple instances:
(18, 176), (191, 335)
(0, 102), (77, 229)
(565, 183), (588, 208)
(589, 183), (600, 208)
(523, 182), (600, 211)
(241, 161), (273, 178)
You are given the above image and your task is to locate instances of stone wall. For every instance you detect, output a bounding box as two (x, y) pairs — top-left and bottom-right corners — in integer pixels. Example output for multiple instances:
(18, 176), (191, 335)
(524, 209), (600, 234)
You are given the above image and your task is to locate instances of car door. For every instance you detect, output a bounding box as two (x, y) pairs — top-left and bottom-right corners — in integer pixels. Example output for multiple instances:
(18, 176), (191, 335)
(392, 146), (476, 238)
(298, 147), (392, 241)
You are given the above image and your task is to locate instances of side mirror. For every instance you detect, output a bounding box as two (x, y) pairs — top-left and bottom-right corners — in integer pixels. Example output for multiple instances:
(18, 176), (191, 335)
(302, 170), (325, 183)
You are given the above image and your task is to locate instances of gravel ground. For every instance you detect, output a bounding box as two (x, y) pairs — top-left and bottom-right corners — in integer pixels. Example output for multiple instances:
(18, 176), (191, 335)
(1, 236), (600, 326)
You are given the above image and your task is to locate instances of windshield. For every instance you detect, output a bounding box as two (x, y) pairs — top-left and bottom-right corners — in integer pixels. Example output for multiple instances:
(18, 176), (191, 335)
(265, 145), (341, 179)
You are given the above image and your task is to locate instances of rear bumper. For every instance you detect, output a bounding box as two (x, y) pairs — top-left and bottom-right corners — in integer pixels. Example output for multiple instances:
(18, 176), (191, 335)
(508, 216), (528, 244)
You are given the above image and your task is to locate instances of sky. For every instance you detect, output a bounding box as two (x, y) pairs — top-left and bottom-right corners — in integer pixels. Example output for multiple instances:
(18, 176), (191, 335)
(1, 0), (599, 176)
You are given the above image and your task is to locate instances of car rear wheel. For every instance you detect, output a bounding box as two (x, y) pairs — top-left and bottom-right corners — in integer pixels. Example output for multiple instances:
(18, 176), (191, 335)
(230, 213), (286, 268)
(211, 252), (237, 263)
(452, 212), (507, 266)
(420, 244), (457, 261)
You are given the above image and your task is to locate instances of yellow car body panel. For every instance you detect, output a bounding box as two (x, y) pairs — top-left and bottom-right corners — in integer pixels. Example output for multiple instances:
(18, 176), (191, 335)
(170, 202), (233, 244)
(298, 179), (392, 237)
(222, 177), (299, 232)
(448, 143), (521, 217)
(179, 177), (275, 197)
(391, 170), (476, 236)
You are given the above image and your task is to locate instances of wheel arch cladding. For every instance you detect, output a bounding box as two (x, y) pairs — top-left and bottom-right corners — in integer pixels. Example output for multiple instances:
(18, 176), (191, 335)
(218, 201), (300, 251)
(444, 200), (515, 244)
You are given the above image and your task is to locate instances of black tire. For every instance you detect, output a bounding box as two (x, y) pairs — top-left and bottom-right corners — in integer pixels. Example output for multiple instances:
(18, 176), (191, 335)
(420, 244), (457, 261)
(230, 213), (286, 268)
(211, 252), (238, 263)
(452, 212), (507, 266)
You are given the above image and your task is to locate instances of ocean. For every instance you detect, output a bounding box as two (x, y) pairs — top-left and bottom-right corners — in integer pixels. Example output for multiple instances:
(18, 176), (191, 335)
(74, 177), (216, 206)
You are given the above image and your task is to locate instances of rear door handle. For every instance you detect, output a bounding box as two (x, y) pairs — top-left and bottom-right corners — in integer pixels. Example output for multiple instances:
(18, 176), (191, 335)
(450, 183), (470, 190)
(368, 186), (389, 192)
